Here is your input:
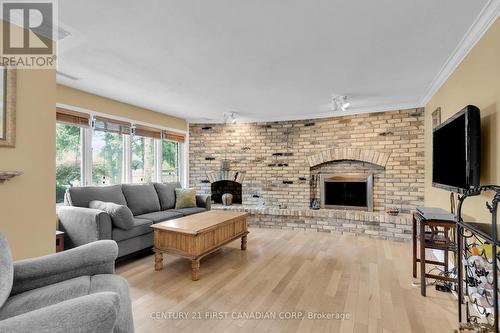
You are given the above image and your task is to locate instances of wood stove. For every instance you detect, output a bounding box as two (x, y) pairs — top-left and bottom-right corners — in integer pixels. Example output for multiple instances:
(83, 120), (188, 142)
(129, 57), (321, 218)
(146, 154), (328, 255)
(320, 173), (373, 211)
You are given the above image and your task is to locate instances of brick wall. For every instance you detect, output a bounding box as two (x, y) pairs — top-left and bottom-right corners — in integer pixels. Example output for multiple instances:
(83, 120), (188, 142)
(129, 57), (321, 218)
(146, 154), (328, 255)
(189, 108), (425, 213)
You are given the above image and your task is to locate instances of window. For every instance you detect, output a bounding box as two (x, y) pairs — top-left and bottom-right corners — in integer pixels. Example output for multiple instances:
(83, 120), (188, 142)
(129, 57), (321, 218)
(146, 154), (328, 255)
(55, 107), (186, 202)
(162, 140), (179, 182)
(131, 135), (156, 183)
(92, 130), (125, 185)
(56, 123), (82, 203)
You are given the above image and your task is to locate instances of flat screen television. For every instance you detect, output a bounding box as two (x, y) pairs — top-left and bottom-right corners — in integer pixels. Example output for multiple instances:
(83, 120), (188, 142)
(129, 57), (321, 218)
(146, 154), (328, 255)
(432, 105), (481, 193)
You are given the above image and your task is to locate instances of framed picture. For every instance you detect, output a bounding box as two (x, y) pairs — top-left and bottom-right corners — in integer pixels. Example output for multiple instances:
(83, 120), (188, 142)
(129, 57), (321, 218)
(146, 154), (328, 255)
(0, 66), (17, 147)
(432, 107), (441, 128)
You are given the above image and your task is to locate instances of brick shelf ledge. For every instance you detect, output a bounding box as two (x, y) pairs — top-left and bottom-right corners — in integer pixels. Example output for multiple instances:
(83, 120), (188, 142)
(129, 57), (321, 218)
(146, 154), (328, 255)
(212, 204), (413, 242)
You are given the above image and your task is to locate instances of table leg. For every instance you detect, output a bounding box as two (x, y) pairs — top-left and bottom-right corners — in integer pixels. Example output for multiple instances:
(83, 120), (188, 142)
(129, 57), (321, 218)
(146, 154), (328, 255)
(191, 259), (200, 281)
(444, 249), (449, 274)
(420, 221), (426, 296)
(154, 251), (163, 271)
(241, 235), (247, 251)
(413, 215), (417, 278)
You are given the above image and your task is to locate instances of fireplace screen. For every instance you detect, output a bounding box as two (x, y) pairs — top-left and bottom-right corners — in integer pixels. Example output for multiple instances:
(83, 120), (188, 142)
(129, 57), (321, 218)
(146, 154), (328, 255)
(320, 174), (373, 211)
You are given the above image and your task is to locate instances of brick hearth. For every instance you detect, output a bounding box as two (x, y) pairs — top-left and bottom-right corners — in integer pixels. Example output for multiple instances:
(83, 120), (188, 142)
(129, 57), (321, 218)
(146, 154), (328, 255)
(212, 205), (412, 242)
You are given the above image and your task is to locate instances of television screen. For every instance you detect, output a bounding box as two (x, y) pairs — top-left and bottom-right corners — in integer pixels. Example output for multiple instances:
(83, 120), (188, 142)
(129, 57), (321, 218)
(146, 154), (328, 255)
(432, 105), (480, 192)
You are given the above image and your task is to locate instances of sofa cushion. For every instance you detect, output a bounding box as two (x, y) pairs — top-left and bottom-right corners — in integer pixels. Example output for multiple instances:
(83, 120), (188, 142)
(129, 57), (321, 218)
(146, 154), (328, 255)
(171, 207), (207, 216)
(0, 276), (90, 320)
(121, 184), (161, 216)
(175, 188), (197, 209)
(0, 233), (13, 309)
(135, 210), (183, 223)
(89, 201), (135, 230)
(153, 182), (181, 210)
(66, 185), (127, 208)
(112, 218), (153, 242)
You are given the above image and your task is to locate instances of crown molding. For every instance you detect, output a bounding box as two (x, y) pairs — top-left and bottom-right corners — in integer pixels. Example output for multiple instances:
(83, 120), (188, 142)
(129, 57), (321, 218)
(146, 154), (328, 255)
(419, 0), (500, 106)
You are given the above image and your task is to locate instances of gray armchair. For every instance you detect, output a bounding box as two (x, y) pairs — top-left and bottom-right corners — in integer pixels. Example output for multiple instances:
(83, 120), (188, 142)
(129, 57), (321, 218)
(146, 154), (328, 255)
(0, 233), (134, 333)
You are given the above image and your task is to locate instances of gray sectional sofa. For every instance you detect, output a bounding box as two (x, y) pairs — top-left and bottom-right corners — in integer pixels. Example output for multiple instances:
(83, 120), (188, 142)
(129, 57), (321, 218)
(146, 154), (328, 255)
(58, 182), (211, 257)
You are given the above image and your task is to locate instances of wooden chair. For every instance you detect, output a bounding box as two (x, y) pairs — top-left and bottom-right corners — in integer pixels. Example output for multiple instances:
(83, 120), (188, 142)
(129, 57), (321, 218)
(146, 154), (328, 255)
(412, 212), (457, 296)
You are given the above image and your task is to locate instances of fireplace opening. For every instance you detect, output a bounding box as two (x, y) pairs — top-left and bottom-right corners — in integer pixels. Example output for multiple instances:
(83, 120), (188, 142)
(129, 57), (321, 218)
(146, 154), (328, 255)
(211, 180), (242, 204)
(320, 174), (373, 211)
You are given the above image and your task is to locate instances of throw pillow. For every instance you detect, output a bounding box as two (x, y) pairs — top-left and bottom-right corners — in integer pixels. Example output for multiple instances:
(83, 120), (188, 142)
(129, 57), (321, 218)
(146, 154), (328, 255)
(175, 188), (197, 209)
(89, 200), (135, 230)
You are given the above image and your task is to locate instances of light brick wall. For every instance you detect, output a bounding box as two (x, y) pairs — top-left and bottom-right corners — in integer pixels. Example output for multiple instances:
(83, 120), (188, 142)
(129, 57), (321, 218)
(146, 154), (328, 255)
(189, 108), (424, 213)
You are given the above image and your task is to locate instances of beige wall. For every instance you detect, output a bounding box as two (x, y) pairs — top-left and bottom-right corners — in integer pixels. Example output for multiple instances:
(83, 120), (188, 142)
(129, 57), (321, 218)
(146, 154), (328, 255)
(0, 69), (57, 260)
(57, 85), (187, 131)
(425, 18), (500, 222)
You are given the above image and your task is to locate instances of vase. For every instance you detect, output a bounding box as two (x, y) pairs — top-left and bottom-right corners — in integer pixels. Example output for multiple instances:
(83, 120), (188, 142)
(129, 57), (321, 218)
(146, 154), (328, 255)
(222, 193), (233, 206)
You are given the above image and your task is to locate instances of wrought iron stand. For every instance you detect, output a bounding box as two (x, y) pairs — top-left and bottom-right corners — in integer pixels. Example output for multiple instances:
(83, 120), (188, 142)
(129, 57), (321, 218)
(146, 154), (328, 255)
(457, 185), (500, 332)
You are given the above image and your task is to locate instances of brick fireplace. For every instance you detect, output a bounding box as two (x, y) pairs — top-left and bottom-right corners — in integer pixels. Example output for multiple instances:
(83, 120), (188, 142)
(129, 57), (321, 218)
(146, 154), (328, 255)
(188, 108), (424, 241)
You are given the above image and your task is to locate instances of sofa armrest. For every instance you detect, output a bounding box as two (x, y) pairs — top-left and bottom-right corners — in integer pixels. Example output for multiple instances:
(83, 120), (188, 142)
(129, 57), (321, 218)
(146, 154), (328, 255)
(58, 206), (112, 248)
(196, 194), (211, 210)
(11, 240), (118, 295)
(0, 292), (120, 333)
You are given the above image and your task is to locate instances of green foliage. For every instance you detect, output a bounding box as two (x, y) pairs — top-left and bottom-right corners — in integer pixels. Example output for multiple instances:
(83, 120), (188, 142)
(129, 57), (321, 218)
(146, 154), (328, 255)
(162, 140), (178, 172)
(56, 163), (80, 203)
(56, 124), (82, 203)
(56, 123), (80, 161)
(92, 131), (123, 185)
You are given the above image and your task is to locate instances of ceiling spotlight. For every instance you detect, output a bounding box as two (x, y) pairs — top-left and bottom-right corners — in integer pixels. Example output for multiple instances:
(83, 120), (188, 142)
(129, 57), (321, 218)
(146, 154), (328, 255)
(223, 112), (237, 124)
(331, 95), (350, 112)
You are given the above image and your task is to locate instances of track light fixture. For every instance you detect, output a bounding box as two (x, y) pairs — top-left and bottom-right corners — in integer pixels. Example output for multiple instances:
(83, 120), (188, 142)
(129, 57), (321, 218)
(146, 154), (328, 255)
(223, 112), (237, 124)
(331, 95), (350, 112)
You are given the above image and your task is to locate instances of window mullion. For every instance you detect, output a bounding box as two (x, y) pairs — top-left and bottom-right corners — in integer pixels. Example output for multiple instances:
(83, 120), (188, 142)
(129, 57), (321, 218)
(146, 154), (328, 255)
(82, 126), (93, 186)
(124, 134), (132, 183)
(155, 139), (162, 183)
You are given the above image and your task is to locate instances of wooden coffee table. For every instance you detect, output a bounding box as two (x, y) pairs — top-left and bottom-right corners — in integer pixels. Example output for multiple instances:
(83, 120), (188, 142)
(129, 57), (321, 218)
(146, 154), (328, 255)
(151, 210), (249, 281)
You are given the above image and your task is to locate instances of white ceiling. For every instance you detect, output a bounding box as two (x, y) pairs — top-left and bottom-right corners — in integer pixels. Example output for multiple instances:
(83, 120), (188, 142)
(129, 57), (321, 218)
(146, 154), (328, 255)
(57, 0), (493, 123)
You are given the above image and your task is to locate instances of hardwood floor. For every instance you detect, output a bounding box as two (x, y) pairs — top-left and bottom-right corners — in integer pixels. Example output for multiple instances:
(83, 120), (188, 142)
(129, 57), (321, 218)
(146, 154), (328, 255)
(117, 228), (457, 333)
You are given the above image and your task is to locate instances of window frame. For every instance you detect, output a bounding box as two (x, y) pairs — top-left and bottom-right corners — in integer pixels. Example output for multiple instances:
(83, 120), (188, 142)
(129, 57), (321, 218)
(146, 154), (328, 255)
(56, 103), (188, 188)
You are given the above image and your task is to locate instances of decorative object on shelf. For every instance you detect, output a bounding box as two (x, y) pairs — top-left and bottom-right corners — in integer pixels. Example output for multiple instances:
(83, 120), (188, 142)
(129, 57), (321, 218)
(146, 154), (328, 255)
(0, 67), (17, 147)
(432, 107), (441, 128)
(457, 185), (500, 332)
(386, 207), (400, 216)
(310, 197), (320, 210)
(0, 171), (23, 183)
(222, 193), (233, 206)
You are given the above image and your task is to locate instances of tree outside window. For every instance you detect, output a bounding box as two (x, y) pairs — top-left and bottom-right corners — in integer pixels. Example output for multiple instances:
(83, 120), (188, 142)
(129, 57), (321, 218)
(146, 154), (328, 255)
(131, 135), (155, 183)
(162, 140), (179, 182)
(56, 123), (82, 203)
(92, 131), (124, 185)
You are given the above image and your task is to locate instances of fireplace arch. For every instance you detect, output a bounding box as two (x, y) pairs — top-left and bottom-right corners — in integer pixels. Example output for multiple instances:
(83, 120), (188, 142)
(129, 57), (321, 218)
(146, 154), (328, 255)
(307, 148), (390, 168)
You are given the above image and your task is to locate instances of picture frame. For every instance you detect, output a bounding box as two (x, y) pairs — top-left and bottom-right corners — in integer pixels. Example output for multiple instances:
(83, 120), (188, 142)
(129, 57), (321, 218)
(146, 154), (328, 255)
(432, 107), (441, 129)
(0, 66), (17, 147)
